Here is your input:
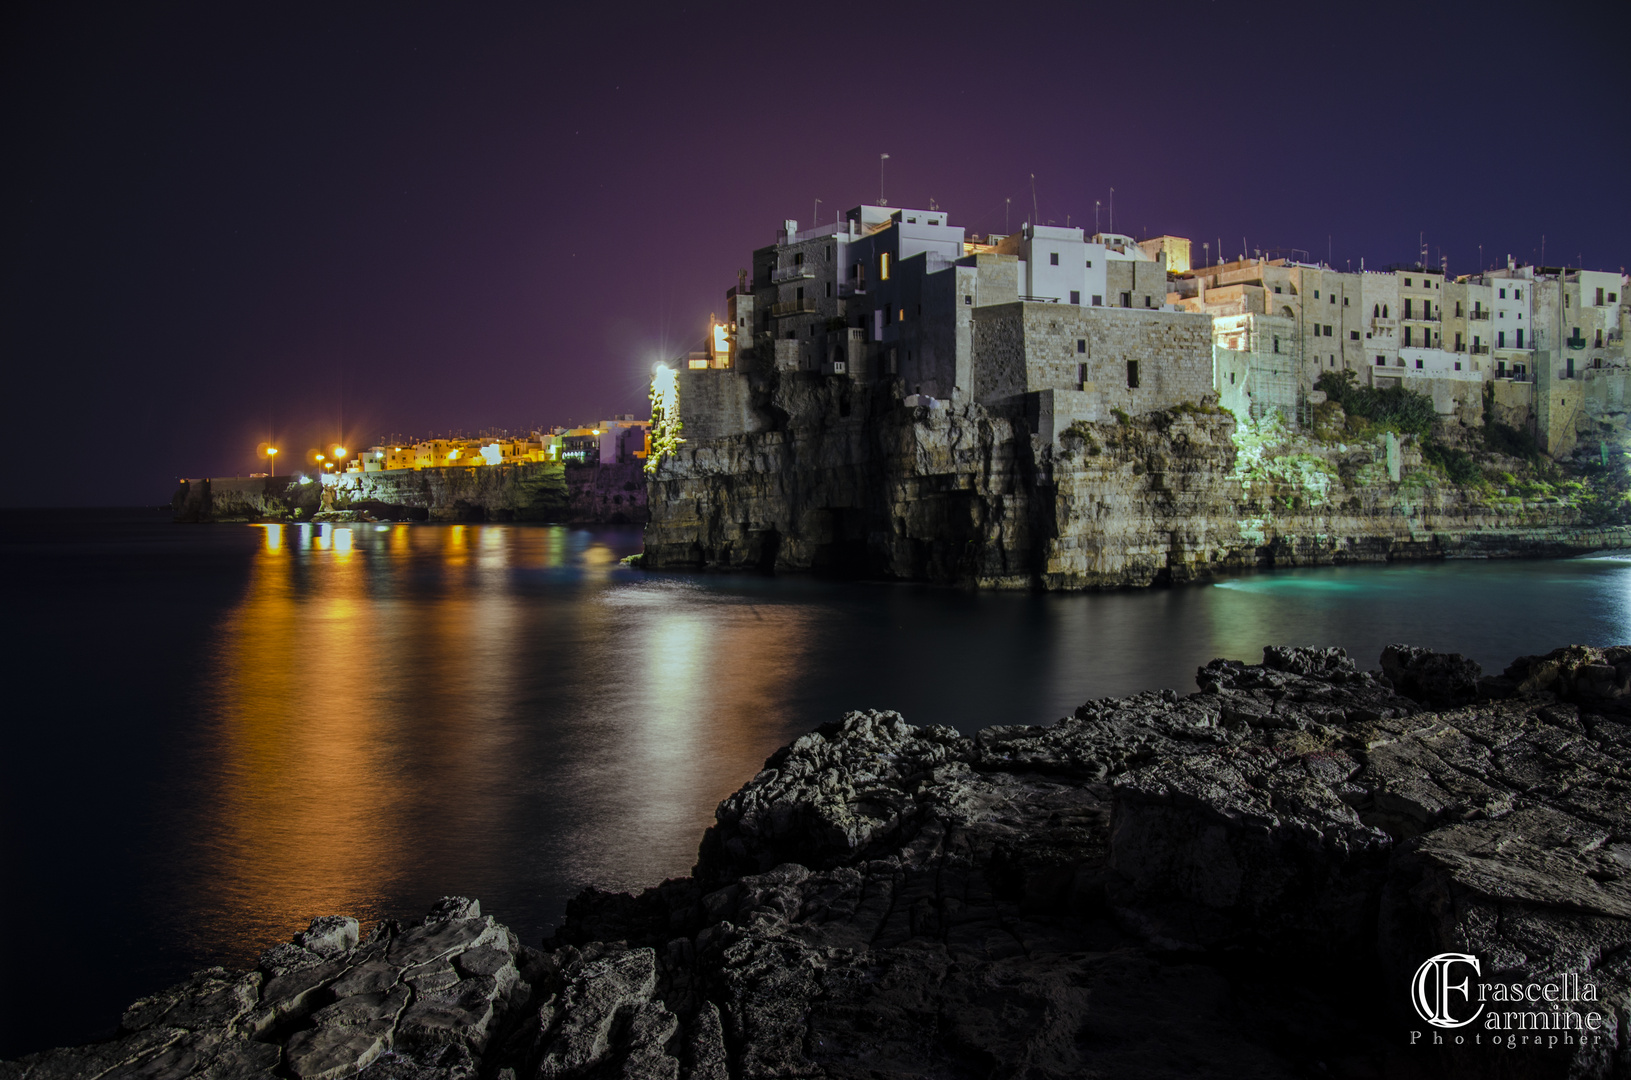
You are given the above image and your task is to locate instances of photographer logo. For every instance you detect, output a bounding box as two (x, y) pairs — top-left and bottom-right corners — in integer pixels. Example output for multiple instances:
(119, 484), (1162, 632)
(1412, 952), (1483, 1028)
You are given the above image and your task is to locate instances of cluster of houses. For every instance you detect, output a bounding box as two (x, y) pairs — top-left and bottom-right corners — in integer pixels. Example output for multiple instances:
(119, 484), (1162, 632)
(329, 416), (649, 478)
(671, 203), (1627, 459)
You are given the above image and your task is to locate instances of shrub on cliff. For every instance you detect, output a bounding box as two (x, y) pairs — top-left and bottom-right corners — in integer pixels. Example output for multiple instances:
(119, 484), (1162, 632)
(1421, 440), (1481, 485)
(1313, 370), (1436, 437)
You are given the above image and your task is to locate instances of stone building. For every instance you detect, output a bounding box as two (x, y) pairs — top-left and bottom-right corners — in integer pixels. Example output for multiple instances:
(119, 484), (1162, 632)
(673, 205), (1213, 450)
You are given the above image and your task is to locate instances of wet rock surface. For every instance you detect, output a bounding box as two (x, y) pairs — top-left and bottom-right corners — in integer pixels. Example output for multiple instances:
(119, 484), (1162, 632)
(6, 644), (1629, 1079)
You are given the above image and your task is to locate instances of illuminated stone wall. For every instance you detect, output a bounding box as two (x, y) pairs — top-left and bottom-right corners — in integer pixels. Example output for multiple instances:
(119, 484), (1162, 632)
(971, 303), (1215, 425)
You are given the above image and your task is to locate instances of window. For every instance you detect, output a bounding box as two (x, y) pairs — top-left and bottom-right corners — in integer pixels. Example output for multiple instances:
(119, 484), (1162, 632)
(1077, 339), (1086, 354)
(879, 253), (890, 281)
(1085, 259), (1093, 268)
(1273, 336), (1281, 354)
(1498, 331), (1505, 348)
(1405, 278), (1412, 286)
(1126, 360), (1140, 388)
(1375, 356), (1385, 366)
(1598, 328), (1605, 346)
(1515, 288), (1522, 300)
(1329, 294), (1336, 304)
(1403, 327), (1411, 346)
(1077, 363), (1088, 388)
(1144, 296), (1152, 307)
(1516, 329), (1524, 348)
(1610, 293), (1618, 303)
(1404, 299), (1413, 319)
(1455, 301), (1462, 317)
(1070, 290), (1081, 305)
(1120, 292), (1131, 308)
(826, 282), (832, 298)
(1454, 362), (1462, 371)
(1324, 325), (1333, 337)
(964, 294), (972, 306)
(1499, 288), (1506, 299)
(1383, 304), (1389, 318)
(906, 217), (916, 224)
(1049, 252), (1059, 266)
(1373, 304), (1379, 317)
(796, 287), (804, 301)
(1343, 297), (1349, 306)
(898, 308), (905, 322)
(1350, 330), (1360, 341)
(1596, 287), (1605, 306)
(1415, 359), (1423, 369)
(794, 252), (804, 265)
(1274, 286), (1282, 294)
(1314, 290), (1320, 299)
(1092, 294), (1103, 306)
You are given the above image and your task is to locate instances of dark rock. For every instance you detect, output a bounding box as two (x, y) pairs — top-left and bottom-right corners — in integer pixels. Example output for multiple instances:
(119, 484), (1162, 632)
(1380, 643), (1483, 706)
(10, 644), (1629, 1079)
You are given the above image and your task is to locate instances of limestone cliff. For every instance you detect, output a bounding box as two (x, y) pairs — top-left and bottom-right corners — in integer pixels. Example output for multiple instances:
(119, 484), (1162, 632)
(643, 370), (1630, 588)
(173, 462), (647, 525)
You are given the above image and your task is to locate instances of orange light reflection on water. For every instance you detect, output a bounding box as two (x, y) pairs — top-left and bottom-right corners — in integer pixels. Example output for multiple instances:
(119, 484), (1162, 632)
(188, 523), (810, 962)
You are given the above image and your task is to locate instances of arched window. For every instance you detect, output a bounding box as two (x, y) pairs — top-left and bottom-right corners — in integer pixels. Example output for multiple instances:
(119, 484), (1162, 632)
(1373, 303), (1379, 317)
(1383, 304), (1389, 318)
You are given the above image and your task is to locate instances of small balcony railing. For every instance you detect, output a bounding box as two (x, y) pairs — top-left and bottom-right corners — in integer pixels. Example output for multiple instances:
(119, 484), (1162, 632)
(770, 299), (817, 318)
(1470, 344), (1491, 355)
(771, 265), (815, 283)
(1468, 309), (1491, 320)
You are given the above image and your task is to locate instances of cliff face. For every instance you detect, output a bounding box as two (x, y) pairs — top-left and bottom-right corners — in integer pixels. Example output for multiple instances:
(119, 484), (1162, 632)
(172, 463), (647, 525)
(643, 372), (1629, 587)
(11, 644), (1628, 1080)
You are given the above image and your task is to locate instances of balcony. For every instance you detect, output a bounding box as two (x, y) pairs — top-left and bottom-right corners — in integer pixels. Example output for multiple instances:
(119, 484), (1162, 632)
(771, 299), (817, 318)
(1470, 344), (1491, 355)
(771, 265), (815, 283)
(1468, 309), (1491, 320)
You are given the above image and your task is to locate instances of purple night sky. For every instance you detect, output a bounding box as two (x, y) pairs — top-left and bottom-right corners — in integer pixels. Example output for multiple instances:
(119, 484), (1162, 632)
(4, 2), (1627, 506)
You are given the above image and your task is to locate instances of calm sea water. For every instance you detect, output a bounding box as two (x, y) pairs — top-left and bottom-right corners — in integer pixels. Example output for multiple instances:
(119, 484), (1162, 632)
(2, 507), (1628, 1057)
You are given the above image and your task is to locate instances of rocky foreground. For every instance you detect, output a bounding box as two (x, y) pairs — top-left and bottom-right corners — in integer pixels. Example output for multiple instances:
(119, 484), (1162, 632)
(6, 645), (1631, 1080)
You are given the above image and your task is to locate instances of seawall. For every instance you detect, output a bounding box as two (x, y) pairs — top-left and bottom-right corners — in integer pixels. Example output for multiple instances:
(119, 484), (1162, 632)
(172, 462), (648, 525)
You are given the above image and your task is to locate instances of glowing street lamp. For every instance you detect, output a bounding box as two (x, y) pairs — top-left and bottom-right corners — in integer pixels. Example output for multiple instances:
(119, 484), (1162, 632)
(266, 446), (278, 474)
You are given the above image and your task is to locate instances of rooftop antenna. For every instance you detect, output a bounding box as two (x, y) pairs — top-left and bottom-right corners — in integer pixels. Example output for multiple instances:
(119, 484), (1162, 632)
(1094, 200), (1100, 233)
(878, 153), (889, 206)
(1202, 241), (1209, 267)
(1108, 187), (1115, 234)
(1030, 174), (1039, 232)
(1479, 244), (1483, 271)
(1005, 197), (1011, 233)
(813, 198), (822, 229)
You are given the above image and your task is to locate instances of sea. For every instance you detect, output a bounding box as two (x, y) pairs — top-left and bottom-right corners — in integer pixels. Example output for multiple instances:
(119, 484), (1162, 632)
(2, 507), (1628, 1058)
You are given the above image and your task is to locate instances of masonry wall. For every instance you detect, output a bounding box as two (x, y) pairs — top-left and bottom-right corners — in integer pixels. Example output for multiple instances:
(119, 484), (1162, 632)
(971, 303), (1215, 430)
(679, 367), (760, 441)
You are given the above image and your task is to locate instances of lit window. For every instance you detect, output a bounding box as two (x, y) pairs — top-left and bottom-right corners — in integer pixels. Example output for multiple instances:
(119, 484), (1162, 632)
(880, 253), (890, 280)
(964, 294), (972, 305)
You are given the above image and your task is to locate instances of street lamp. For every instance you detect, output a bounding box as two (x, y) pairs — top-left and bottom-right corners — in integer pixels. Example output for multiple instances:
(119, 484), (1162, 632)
(266, 447), (278, 474)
